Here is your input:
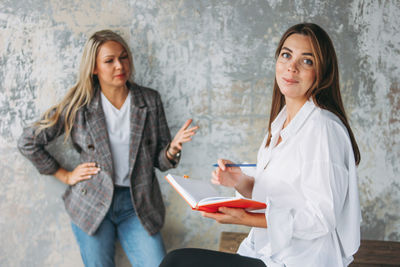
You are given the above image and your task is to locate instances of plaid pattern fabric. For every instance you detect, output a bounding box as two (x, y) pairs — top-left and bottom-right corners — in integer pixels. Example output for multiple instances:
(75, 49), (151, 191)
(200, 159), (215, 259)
(18, 83), (177, 235)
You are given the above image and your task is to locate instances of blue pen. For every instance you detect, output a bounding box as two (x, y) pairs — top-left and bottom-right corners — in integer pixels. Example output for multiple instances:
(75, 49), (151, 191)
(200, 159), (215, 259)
(212, 163), (256, 167)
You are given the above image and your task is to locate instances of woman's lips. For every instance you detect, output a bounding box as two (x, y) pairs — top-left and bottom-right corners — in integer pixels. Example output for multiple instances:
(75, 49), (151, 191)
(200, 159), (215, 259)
(115, 73), (126, 79)
(282, 77), (299, 84)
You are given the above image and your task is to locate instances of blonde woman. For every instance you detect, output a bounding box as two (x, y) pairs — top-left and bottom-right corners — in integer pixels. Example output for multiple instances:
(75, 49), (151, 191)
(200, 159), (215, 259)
(160, 23), (360, 267)
(18, 29), (198, 267)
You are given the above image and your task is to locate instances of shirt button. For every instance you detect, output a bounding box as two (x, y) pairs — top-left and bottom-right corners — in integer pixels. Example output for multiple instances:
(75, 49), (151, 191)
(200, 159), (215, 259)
(87, 144), (95, 150)
(81, 189), (87, 195)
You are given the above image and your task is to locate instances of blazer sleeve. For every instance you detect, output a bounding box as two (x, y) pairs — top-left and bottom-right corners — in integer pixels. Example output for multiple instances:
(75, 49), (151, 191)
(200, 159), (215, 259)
(17, 111), (65, 175)
(153, 92), (179, 171)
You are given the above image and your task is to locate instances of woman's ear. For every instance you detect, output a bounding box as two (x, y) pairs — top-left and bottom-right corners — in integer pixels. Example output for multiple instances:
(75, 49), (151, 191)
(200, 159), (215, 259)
(93, 67), (98, 75)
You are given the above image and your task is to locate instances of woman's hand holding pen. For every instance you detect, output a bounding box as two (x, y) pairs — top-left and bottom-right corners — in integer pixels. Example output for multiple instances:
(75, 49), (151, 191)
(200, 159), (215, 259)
(211, 159), (244, 188)
(167, 119), (199, 159)
(212, 158), (255, 199)
(55, 162), (100, 185)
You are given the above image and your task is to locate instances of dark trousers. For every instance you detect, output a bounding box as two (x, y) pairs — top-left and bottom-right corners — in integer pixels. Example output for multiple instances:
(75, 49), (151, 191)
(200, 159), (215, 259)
(159, 248), (266, 267)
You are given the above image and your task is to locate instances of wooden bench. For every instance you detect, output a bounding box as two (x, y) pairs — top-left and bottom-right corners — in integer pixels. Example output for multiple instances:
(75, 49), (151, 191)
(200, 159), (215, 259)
(219, 231), (400, 266)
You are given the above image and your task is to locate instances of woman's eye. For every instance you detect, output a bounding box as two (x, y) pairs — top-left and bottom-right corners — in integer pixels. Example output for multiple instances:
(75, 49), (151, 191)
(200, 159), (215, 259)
(105, 60), (113, 63)
(303, 58), (313, 65)
(281, 52), (290, 59)
(120, 55), (128, 59)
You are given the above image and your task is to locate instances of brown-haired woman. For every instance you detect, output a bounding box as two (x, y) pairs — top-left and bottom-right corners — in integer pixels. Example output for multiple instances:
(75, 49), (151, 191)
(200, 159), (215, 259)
(160, 23), (361, 267)
(18, 29), (198, 267)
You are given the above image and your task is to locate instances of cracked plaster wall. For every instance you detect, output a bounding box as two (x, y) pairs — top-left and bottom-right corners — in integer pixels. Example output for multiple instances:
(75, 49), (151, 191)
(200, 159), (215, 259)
(1, 0), (399, 266)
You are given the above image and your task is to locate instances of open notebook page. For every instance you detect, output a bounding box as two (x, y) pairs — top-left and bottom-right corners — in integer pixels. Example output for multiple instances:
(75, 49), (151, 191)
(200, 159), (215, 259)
(166, 174), (224, 207)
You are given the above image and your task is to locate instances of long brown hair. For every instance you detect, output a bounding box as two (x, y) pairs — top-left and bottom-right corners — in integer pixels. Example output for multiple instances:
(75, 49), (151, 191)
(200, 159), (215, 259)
(35, 30), (135, 141)
(266, 23), (360, 165)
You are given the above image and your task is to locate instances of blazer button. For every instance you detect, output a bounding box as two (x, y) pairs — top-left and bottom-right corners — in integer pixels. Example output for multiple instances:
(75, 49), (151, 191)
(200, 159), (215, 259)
(87, 144), (95, 150)
(146, 139), (152, 145)
(81, 189), (87, 195)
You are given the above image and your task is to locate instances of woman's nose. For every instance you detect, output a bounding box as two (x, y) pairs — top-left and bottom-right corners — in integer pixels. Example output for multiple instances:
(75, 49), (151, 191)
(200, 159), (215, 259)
(287, 60), (298, 72)
(115, 60), (123, 69)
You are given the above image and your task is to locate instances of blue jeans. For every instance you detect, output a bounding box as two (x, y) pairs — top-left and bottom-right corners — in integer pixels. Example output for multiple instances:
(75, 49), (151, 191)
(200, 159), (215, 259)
(71, 187), (166, 267)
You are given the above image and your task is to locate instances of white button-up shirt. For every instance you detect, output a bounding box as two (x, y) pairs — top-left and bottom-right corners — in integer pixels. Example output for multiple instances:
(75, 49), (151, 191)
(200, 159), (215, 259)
(237, 100), (361, 267)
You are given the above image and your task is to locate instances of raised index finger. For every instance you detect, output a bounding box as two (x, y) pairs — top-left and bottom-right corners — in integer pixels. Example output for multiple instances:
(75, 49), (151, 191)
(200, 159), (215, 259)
(217, 158), (228, 171)
(179, 119), (193, 131)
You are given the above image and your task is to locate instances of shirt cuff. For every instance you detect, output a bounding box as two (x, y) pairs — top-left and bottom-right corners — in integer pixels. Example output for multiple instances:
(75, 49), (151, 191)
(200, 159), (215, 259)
(257, 198), (294, 257)
(160, 143), (180, 169)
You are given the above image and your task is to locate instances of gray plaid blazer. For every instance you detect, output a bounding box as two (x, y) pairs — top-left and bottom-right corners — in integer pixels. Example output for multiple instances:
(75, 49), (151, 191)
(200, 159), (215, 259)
(18, 83), (177, 235)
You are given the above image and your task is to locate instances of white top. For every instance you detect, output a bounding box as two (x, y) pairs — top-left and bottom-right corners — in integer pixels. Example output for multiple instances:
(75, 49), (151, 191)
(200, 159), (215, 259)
(101, 91), (131, 186)
(237, 100), (361, 267)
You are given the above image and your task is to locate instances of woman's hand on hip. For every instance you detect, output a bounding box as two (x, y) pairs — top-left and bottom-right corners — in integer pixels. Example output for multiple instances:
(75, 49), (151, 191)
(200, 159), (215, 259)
(168, 119), (199, 156)
(67, 162), (100, 185)
(54, 162), (100, 185)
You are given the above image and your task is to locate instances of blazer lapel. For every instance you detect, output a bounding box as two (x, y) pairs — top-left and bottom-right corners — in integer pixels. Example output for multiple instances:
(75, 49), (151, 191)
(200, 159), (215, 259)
(85, 87), (114, 178)
(127, 84), (148, 179)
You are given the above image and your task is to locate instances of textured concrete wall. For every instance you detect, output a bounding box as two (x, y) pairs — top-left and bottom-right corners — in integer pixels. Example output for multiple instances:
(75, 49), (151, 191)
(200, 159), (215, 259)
(1, 0), (399, 266)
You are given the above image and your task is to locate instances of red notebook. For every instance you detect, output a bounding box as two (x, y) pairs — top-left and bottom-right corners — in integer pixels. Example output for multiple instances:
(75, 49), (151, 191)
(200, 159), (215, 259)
(165, 174), (266, 213)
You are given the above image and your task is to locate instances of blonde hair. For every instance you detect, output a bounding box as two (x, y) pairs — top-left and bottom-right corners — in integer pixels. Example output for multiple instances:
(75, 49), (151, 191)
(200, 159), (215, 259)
(35, 30), (134, 140)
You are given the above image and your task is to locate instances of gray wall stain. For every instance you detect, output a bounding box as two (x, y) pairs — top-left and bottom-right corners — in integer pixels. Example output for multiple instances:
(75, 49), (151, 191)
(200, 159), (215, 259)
(1, 0), (399, 266)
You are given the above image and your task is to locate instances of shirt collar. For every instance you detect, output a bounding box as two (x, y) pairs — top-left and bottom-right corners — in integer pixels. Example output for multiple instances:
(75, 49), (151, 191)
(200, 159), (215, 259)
(271, 99), (316, 141)
(271, 106), (287, 136)
(88, 82), (146, 111)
